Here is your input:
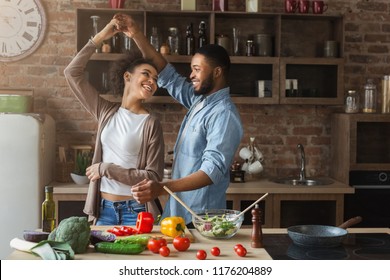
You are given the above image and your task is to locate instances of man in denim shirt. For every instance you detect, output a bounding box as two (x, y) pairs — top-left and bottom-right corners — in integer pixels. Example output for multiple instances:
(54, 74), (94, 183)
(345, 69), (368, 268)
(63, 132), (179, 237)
(119, 14), (244, 225)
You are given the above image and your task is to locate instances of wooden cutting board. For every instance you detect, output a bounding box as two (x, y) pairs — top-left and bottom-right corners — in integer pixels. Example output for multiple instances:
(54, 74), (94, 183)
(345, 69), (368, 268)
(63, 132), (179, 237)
(92, 225), (195, 243)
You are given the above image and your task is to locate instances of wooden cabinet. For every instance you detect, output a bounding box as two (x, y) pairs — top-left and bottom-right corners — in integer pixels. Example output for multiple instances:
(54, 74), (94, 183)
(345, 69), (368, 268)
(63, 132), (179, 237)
(75, 9), (344, 105)
(331, 113), (390, 184)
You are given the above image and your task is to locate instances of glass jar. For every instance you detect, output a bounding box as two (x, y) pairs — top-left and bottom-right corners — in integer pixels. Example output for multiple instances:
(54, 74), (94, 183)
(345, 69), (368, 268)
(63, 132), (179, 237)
(167, 27), (179, 55)
(150, 27), (160, 52)
(345, 90), (359, 113)
(362, 78), (377, 113)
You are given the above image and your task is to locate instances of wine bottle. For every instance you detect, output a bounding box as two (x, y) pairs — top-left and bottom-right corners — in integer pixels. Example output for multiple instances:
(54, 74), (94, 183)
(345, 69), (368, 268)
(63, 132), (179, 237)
(185, 23), (195, 55)
(198, 21), (207, 49)
(42, 186), (56, 233)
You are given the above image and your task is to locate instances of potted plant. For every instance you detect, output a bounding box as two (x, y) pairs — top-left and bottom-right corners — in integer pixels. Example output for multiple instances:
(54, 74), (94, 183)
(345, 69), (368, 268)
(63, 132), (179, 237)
(70, 152), (92, 185)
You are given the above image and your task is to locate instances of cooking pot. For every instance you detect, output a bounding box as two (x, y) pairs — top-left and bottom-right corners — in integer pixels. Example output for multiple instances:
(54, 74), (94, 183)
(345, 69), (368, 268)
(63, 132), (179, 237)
(287, 216), (362, 247)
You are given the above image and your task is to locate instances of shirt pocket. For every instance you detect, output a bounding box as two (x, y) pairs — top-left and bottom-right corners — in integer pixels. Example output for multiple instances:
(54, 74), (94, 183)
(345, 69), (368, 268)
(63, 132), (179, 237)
(180, 123), (205, 158)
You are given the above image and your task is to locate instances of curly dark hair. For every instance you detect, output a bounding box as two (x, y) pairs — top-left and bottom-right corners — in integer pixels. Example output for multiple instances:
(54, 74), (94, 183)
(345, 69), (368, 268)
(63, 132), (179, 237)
(109, 50), (157, 96)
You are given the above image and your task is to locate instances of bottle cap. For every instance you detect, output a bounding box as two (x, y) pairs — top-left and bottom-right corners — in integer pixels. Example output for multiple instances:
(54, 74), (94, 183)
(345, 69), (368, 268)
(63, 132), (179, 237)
(45, 186), (53, 192)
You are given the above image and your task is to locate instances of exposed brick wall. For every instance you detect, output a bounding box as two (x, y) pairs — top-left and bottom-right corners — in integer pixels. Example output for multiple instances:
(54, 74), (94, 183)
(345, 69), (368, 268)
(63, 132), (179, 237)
(1, 0), (388, 179)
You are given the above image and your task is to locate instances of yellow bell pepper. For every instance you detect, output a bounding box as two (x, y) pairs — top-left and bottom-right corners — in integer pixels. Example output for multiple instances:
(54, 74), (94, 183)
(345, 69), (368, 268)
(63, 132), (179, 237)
(160, 216), (186, 237)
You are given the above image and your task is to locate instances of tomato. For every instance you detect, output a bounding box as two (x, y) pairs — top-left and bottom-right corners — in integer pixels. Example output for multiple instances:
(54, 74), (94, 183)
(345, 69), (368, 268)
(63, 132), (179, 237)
(234, 244), (244, 252)
(172, 236), (191, 251)
(196, 249), (207, 260)
(159, 246), (170, 257)
(210, 247), (220, 256)
(147, 237), (167, 254)
(235, 246), (247, 257)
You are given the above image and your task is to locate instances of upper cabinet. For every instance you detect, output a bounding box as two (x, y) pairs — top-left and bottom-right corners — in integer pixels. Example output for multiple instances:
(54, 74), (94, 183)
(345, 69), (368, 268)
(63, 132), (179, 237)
(75, 9), (344, 105)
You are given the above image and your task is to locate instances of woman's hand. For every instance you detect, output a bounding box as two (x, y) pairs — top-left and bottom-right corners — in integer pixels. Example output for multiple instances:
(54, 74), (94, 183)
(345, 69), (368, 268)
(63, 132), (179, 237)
(131, 179), (162, 204)
(86, 163), (102, 182)
(92, 18), (120, 45)
(113, 13), (141, 38)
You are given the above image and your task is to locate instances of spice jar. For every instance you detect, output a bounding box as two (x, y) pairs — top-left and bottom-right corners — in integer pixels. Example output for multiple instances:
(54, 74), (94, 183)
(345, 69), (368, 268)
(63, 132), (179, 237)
(345, 90), (359, 113)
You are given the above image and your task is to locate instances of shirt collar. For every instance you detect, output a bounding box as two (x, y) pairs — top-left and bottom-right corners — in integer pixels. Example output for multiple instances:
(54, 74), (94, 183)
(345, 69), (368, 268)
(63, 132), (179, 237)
(202, 87), (230, 106)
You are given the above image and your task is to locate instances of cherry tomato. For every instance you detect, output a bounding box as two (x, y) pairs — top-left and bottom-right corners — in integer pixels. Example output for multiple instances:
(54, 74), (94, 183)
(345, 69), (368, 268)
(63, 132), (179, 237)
(196, 249), (207, 260)
(210, 247), (220, 256)
(173, 236), (191, 251)
(234, 244), (244, 252)
(159, 246), (170, 257)
(235, 246), (247, 257)
(147, 237), (167, 253)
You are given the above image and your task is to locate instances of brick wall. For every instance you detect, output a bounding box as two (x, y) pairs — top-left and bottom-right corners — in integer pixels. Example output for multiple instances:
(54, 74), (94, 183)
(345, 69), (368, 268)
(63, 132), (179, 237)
(1, 0), (389, 178)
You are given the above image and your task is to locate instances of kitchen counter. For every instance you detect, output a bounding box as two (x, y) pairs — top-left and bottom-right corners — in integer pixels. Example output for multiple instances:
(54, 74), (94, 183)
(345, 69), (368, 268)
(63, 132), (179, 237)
(6, 227), (388, 260)
(51, 178), (353, 228)
(52, 177), (353, 195)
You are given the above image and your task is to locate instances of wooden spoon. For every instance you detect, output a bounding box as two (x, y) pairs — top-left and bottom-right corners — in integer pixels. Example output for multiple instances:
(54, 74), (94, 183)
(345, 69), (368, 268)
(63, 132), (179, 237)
(163, 186), (208, 222)
(231, 193), (269, 222)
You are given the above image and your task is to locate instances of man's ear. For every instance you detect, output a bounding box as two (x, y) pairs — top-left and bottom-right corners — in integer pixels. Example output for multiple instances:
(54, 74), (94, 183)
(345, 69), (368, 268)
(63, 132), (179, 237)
(214, 66), (222, 78)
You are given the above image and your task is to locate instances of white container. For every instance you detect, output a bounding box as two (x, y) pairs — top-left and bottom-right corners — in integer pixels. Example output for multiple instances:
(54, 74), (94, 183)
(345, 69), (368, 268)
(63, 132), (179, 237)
(181, 0), (196, 11)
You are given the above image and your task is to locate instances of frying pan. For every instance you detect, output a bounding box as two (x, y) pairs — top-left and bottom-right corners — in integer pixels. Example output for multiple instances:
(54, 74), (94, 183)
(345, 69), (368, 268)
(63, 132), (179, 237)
(287, 216), (362, 247)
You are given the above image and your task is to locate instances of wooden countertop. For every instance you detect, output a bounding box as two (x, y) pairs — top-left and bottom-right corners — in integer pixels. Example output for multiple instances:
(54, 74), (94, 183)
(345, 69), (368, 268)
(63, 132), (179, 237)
(6, 227), (388, 260)
(52, 177), (354, 195)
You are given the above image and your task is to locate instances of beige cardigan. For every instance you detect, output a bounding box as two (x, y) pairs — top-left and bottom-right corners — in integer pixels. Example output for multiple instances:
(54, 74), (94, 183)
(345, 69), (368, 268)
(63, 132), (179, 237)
(64, 40), (165, 223)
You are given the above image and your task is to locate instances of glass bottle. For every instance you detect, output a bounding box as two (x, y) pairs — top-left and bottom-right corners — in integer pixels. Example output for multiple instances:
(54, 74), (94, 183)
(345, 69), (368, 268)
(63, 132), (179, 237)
(42, 186), (56, 233)
(345, 90), (359, 113)
(150, 27), (160, 52)
(90, 15), (100, 53)
(381, 75), (390, 113)
(198, 21), (207, 49)
(362, 78), (377, 113)
(168, 27), (179, 55)
(185, 23), (195, 55)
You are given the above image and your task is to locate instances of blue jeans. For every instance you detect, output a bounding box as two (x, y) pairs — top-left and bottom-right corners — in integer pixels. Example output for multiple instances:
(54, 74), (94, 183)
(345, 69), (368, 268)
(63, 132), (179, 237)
(95, 198), (146, 226)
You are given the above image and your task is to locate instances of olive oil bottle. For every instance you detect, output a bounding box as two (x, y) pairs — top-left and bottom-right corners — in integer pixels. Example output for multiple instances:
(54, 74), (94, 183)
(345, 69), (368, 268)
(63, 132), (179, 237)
(42, 186), (56, 232)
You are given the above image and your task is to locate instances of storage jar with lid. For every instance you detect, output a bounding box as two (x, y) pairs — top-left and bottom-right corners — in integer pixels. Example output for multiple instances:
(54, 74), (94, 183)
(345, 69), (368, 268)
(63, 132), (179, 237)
(362, 78), (377, 113)
(168, 27), (179, 55)
(381, 75), (390, 113)
(345, 90), (359, 113)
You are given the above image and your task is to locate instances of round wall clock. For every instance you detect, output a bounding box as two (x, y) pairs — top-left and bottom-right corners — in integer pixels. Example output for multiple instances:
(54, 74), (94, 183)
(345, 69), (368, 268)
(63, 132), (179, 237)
(0, 0), (47, 62)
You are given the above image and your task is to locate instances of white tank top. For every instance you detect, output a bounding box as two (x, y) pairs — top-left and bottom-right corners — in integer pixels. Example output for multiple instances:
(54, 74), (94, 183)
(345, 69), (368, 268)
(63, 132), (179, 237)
(100, 107), (148, 196)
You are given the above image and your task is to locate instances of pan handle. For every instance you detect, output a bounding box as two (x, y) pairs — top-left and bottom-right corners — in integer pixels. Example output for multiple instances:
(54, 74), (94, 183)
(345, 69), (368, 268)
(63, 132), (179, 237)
(338, 216), (362, 229)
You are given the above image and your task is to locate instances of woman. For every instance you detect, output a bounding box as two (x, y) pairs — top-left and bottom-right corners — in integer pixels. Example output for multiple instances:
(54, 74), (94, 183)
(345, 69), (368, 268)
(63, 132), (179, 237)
(64, 17), (165, 225)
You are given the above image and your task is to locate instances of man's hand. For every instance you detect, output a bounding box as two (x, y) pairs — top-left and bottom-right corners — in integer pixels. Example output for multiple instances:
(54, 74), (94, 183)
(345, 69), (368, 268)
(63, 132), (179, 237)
(113, 13), (140, 38)
(131, 179), (162, 204)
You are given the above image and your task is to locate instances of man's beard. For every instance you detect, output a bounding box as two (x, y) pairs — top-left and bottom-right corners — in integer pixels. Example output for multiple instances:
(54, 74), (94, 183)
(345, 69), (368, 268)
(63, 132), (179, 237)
(194, 74), (214, 96)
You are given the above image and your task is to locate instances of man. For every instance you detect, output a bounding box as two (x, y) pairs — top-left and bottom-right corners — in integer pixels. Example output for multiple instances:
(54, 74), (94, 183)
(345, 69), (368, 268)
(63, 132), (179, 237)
(117, 14), (243, 225)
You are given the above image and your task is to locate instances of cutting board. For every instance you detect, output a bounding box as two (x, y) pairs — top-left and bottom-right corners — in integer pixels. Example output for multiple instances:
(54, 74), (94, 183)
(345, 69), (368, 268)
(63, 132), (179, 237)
(92, 225), (195, 243)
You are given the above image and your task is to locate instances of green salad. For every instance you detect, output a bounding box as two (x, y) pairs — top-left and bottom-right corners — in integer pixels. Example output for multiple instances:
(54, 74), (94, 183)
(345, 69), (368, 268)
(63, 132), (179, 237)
(197, 213), (238, 238)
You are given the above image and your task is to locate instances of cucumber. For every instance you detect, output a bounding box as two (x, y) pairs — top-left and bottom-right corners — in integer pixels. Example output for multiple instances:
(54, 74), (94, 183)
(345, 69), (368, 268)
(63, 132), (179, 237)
(95, 242), (145, 255)
(114, 234), (151, 246)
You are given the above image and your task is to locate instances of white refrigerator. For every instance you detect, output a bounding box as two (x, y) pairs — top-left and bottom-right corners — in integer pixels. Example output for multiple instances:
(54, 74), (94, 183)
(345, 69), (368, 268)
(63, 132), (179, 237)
(0, 113), (55, 259)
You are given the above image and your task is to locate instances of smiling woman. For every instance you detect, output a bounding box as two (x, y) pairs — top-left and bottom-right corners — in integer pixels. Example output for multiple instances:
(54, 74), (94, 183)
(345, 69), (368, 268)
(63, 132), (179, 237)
(63, 16), (165, 225)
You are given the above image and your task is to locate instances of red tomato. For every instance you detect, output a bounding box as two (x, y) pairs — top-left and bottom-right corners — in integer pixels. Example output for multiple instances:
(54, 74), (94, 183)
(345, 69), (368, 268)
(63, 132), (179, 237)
(196, 249), (207, 260)
(147, 237), (167, 254)
(235, 246), (247, 257)
(210, 247), (220, 256)
(173, 236), (191, 251)
(159, 246), (170, 257)
(234, 244), (244, 252)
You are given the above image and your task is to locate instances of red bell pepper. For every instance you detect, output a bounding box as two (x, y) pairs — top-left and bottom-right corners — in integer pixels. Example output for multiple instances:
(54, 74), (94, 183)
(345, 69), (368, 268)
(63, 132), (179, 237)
(136, 212), (154, 233)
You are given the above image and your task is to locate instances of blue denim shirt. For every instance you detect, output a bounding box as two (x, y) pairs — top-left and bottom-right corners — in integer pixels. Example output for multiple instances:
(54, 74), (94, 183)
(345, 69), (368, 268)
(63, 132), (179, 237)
(158, 64), (244, 224)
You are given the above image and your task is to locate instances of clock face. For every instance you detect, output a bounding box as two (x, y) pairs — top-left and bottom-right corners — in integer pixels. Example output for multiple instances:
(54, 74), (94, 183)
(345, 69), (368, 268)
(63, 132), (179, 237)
(0, 0), (47, 62)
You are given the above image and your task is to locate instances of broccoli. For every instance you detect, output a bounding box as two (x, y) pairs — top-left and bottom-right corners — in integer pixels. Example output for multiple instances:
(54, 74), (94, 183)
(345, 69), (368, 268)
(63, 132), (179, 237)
(48, 216), (91, 254)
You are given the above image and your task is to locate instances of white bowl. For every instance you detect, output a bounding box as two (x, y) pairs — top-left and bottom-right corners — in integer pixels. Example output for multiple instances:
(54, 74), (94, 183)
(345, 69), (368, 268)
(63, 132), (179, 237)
(70, 173), (89, 185)
(192, 209), (244, 239)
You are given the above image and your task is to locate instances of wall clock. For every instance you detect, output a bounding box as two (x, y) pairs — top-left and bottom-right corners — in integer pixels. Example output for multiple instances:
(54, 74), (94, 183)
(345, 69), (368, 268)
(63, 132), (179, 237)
(0, 0), (47, 62)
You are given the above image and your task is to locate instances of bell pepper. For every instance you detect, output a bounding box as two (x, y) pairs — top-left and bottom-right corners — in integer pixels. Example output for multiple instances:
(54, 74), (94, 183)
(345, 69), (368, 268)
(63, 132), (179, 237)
(160, 216), (186, 238)
(135, 212), (154, 233)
